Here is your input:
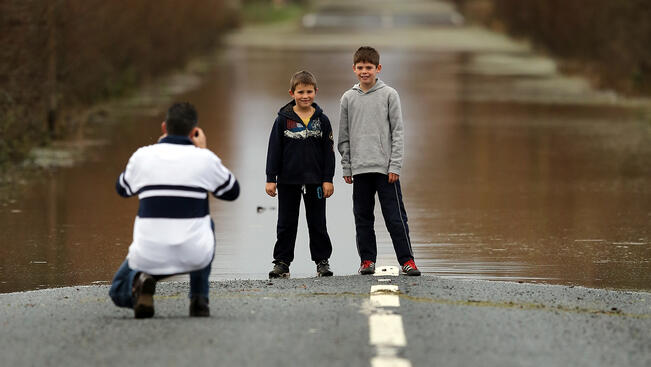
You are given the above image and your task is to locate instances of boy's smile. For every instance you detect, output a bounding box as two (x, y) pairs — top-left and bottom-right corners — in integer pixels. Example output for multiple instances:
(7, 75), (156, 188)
(289, 83), (316, 110)
(353, 61), (382, 91)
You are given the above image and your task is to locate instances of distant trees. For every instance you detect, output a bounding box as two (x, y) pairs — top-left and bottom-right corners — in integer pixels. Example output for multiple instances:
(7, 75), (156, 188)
(454, 0), (651, 95)
(0, 0), (236, 165)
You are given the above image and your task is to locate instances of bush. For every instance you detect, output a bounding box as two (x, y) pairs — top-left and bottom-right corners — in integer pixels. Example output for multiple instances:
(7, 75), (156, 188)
(453, 0), (651, 95)
(0, 0), (235, 166)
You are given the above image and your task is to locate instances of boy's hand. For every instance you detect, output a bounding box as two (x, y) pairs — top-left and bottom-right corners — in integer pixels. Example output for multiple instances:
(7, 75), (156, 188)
(191, 127), (207, 149)
(388, 173), (399, 183)
(265, 182), (277, 197)
(343, 176), (353, 184)
(322, 182), (334, 198)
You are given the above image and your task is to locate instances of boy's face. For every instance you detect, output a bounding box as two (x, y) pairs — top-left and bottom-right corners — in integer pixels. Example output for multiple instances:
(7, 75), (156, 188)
(353, 61), (382, 88)
(289, 83), (316, 109)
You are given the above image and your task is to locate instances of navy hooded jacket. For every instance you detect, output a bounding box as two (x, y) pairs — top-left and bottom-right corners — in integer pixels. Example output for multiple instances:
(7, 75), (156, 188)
(266, 101), (335, 184)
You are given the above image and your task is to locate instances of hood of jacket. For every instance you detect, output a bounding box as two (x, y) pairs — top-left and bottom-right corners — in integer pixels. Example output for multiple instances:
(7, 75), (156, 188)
(278, 100), (324, 120)
(351, 78), (386, 95)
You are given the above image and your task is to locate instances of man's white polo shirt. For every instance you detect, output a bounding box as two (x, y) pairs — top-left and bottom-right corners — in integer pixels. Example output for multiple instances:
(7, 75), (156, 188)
(116, 135), (238, 275)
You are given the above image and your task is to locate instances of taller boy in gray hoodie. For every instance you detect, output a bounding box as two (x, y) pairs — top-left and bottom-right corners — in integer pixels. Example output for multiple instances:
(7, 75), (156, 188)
(338, 46), (420, 276)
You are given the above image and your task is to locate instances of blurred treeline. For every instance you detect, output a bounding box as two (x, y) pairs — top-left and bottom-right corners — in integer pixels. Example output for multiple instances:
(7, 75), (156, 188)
(0, 0), (237, 166)
(241, 0), (305, 24)
(454, 0), (650, 95)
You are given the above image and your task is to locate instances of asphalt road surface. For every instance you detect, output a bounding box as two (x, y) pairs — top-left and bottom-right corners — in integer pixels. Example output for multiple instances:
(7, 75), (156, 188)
(2, 272), (649, 367)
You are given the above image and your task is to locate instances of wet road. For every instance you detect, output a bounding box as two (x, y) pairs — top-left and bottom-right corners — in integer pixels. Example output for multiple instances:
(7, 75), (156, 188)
(1, 0), (650, 293)
(2, 276), (650, 367)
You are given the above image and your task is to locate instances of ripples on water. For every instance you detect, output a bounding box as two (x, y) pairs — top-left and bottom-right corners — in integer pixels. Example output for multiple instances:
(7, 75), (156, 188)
(0, 48), (649, 293)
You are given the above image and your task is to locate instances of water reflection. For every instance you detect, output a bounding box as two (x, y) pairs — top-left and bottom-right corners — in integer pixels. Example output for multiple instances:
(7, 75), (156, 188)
(0, 48), (649, 293)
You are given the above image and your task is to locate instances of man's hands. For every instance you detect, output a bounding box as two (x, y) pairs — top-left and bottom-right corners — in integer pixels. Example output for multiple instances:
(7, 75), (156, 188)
(343, 176), (353, 184)
(322, 182), (334, 198)
(265, 182), (277, 197)
(158, 123), (206, 149)
(191, 127), (207, 149)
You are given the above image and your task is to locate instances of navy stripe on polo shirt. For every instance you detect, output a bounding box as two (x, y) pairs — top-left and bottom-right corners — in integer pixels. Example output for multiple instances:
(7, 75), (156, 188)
(138, 196), (209, 218)
(213, 177), (231, 195)
(122, 174), (134, 195)
(136, 185), (210, 218)
(116, 172), (134, 197)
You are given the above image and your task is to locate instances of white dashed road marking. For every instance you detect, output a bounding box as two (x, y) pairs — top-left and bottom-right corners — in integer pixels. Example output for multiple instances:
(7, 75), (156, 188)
(367, 266), (412, 367)
(371, 356), (413, 367)
(370, 285), (400, 307)
(369, 314), (407, 346)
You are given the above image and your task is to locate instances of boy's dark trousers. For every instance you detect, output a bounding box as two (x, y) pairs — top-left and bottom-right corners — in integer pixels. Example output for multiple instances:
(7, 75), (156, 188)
(273, 183), (332, 263)
(353, 172), (414, 265)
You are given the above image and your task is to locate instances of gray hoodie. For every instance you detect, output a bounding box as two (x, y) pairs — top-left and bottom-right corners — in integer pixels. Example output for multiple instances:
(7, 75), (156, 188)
(338, 79), (404, 176)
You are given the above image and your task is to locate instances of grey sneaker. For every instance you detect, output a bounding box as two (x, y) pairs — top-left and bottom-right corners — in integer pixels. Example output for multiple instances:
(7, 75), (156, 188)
(132, 272), (156, 319)
(359, 260), (375, 275)
(189, 295), (210, 317)
(316, 260), (333, 277)
(269, 261), (290, 278)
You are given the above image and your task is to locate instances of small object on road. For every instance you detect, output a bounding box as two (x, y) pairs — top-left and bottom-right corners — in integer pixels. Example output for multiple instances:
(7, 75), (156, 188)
(256, 206), (276, 213)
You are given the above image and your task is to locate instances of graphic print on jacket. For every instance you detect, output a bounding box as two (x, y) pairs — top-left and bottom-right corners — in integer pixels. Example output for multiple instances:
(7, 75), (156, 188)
(284, 117), (323, 140)
(266, 101), (335, 185)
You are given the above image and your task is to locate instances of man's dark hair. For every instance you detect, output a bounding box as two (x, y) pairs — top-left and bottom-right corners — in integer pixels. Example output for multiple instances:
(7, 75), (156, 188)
(165, 102), (198, 136)
(290, 70), (317, 92)
(353, 46), (380, 66)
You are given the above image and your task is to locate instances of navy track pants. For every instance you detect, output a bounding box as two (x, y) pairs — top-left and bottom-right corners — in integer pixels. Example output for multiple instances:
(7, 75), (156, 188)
(273, 183), (332, 264)
(352, 173), (414, 265)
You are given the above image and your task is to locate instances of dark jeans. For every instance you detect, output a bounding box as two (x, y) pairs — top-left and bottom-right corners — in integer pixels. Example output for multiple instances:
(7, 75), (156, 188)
(108, 259), (212, 309)
(353, 173), (414, 265)
(273, 183), (332, 263)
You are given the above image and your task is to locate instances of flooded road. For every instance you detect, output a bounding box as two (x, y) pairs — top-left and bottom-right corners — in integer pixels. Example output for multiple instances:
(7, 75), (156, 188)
(1, 2), (650, 293)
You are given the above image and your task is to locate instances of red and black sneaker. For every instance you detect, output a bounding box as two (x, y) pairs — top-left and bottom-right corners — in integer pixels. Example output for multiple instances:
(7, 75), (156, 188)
(401, 259), (421, 276)
(358, 260), (376, 275)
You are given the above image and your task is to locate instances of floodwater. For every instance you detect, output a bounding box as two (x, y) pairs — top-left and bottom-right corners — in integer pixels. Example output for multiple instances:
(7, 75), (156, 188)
(1, 31), (650, 294)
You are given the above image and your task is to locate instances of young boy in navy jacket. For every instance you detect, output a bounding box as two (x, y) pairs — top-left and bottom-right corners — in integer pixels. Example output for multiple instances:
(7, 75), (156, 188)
(265, 70), (335, 278)
(109, 102), (240, 318)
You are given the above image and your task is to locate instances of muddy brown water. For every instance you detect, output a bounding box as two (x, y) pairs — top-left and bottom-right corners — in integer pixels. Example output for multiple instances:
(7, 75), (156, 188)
(1, 49), (649, 293)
